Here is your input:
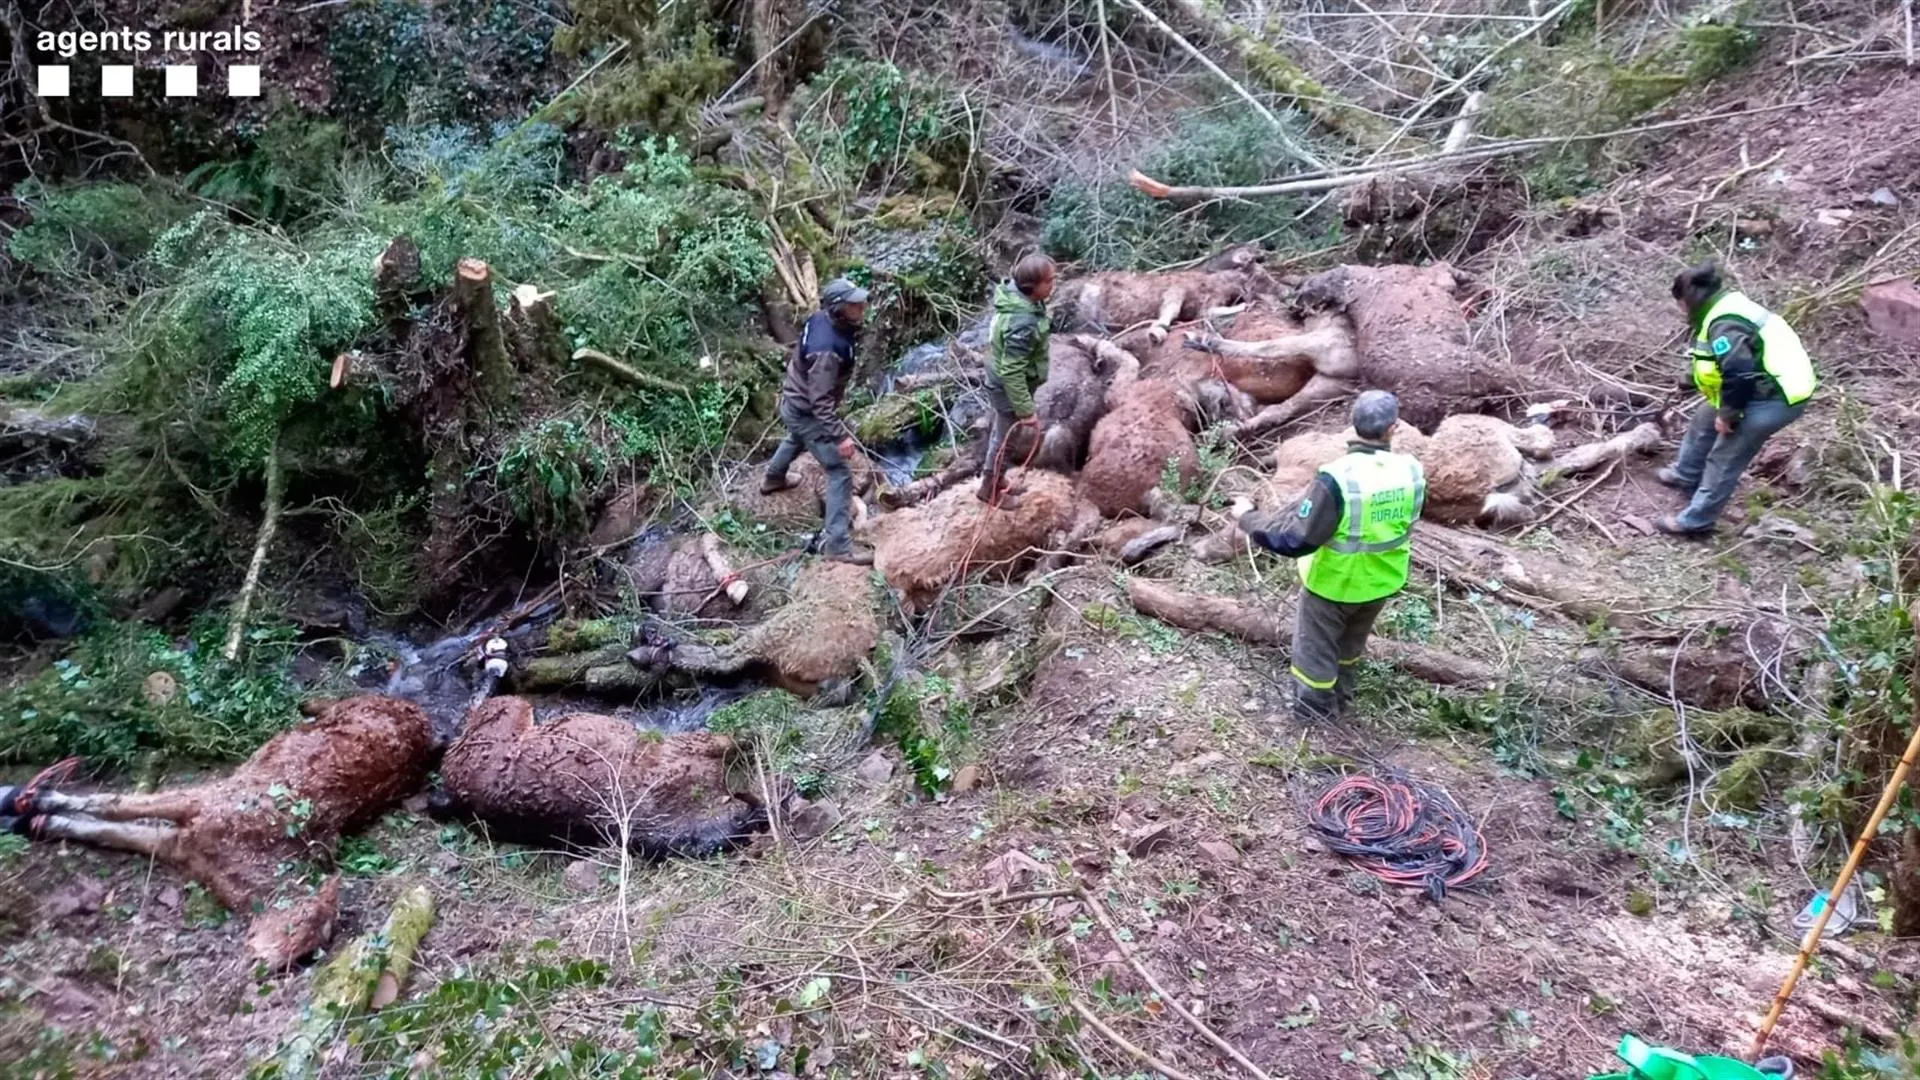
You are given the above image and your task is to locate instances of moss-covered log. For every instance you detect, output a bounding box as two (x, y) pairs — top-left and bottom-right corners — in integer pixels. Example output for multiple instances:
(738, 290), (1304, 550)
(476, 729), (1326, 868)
(1166, 0), (1399, 148)
(275, 885), (435, 1078)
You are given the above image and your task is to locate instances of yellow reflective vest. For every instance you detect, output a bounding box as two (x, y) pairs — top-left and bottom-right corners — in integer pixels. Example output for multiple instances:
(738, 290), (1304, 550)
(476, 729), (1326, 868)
(1299, 450), (1426, 604)
(1689, 291), (1817, 408)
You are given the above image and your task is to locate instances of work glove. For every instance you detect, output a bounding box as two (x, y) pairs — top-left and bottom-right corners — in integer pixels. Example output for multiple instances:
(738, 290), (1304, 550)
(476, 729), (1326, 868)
(1227, 496), (1255, 524)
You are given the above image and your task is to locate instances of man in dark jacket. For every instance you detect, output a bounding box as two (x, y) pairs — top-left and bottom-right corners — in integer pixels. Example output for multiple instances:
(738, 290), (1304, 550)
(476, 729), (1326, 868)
(1655, 262), (1818, 535)
(763, 278), (873, 564)
(1228, 390), (1425, 721)
(978, 254), (1056, 509)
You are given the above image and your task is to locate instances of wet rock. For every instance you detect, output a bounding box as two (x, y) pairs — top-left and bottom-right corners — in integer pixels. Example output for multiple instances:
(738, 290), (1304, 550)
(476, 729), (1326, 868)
(1862, 278), (1920, 345)
(856, 751), (895, 786)
(1126, 821), (1176, 859)
(951, 764), (981, 793)
(786, 798), (842, 841)
(563, 859), (601, 894)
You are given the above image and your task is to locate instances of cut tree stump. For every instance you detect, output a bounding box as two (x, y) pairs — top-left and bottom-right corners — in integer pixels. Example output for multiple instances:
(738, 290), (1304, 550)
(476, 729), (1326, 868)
(506, 284), (569, 374)
(453, 258), (516, 413)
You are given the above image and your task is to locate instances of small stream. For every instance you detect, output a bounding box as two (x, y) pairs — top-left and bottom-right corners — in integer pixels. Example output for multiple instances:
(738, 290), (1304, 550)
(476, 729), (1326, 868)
(867, 331), (988, 488)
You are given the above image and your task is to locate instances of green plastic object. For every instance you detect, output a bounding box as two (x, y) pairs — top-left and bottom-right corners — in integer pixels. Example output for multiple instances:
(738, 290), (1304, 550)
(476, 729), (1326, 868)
(1588, 1036), (1783, 1080)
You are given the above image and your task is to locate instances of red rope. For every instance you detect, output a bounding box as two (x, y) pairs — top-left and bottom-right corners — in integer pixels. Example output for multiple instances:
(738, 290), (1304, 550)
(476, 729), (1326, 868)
(1310, 773), (1489, 899)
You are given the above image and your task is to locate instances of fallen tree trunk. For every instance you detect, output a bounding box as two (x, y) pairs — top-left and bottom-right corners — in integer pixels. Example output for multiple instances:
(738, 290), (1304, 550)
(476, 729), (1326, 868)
(1126, 578), (1500, 689)
(517, 642), (666, 696)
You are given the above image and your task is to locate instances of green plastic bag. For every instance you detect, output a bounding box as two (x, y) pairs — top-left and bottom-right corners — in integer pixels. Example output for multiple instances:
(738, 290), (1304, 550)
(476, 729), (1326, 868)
(1589, 1036), (1793, 1080)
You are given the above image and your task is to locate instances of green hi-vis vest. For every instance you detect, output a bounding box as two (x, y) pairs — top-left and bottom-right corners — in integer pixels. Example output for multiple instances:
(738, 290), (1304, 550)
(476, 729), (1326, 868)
(1689, 291), (1817, 408)
(1299, 450), (1426, 604)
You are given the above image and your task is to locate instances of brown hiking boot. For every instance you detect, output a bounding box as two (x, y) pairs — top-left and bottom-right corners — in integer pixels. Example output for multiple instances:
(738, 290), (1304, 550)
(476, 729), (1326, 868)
(760, 474), (799, 495)
(825, 547), (874, 566)
(1654, 467), (1694, 492)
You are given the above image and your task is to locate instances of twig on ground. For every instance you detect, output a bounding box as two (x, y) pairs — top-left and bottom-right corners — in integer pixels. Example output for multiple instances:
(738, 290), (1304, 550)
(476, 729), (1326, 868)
(1065, 996), (1203, 1080)
(1516, 460), (1619, 540)
(1076, 886), (1274, 1080)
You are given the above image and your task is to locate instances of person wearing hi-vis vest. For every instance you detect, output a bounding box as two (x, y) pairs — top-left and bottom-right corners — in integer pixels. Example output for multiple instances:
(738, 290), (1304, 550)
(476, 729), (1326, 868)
(1654, 262), (1817, 536)
(1227, 391), (1426, 722)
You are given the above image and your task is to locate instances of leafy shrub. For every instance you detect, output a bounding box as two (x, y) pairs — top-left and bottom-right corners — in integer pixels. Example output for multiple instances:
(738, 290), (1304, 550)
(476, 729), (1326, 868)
(325, 0), (554, 135)
(495, 418), (609, 536)
(1041, 110), (1317, 269)
(6, 181), (194, 286)
(0, 618), (303, 771)
(797, 59), (977, 192)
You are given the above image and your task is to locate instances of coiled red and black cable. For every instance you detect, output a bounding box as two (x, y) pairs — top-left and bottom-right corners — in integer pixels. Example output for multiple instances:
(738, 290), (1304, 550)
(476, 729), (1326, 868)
(1309, 773), (1489, 901)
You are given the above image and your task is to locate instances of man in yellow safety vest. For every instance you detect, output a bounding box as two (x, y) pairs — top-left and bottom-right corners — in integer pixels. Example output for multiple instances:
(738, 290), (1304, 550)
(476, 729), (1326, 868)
(1655, 262), (1817, 536)
(1229, 390), (1425, 722)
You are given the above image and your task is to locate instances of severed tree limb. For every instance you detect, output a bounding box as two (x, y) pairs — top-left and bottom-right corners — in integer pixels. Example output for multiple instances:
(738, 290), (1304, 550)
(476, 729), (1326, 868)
(1119, 0), (1325, 169)
(1131, 100), (1812, 202)
(701, 533), (750, 606)
(574, 348), (693, 395)
(1126, 578), (1500, 688)
(223, 439), (285, 662)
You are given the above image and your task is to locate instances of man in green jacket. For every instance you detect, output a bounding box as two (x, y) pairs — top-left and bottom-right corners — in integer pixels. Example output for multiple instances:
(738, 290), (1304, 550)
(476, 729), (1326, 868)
(978, 254), (1056, 509)
(1230, 390), (1425, 722)
(1655, 261), (1818, 536)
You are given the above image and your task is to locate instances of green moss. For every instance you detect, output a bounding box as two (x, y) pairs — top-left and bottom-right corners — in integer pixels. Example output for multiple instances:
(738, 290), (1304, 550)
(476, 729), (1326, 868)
(1711, 748), (1776, 811)
(848, 391), (942, 446)
(546, 618), (629, 653)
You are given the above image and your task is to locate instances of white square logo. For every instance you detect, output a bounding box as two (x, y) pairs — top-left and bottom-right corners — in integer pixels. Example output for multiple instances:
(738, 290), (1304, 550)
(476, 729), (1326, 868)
(101, 65), (135, 97)
(228, 65), (261, 97)
(164, 65), (197, 97)
(37, 65), (70, 97)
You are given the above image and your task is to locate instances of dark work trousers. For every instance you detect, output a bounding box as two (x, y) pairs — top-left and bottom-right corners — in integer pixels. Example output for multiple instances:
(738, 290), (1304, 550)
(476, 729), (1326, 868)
(1669, 397), (1807, 531)
(978, 379), (1021, 498)
(1291, 589), (1389, 720)
(764, 402), (853, 554)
